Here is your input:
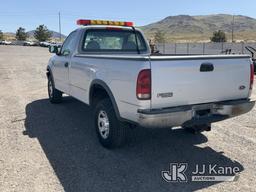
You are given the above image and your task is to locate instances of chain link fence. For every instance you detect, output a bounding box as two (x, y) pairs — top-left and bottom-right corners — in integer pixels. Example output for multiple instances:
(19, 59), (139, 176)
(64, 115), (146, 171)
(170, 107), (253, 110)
(156, 42), (256, 55)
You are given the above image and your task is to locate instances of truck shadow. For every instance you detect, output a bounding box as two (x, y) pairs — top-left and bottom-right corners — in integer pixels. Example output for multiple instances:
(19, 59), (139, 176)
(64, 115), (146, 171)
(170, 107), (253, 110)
(23, 97), (243, 192)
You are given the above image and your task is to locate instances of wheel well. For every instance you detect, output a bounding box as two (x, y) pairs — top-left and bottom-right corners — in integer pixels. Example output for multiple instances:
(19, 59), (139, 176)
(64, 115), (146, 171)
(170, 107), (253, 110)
(46, 69), (50, 79)
(89, 81), (121, 120)
(90, 84), (110, 107)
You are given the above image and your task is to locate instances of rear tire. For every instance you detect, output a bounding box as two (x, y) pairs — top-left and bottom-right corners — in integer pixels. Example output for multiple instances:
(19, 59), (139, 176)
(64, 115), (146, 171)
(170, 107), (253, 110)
(48, 76), (62, 103)
(94, 98), (127, 149)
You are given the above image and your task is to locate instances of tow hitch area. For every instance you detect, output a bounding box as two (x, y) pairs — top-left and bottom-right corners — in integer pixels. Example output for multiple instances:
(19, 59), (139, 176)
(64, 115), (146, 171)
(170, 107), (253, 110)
(183, 123), (212, 134)
(182, 106), (228, 133)
(195, 109), (211, 117)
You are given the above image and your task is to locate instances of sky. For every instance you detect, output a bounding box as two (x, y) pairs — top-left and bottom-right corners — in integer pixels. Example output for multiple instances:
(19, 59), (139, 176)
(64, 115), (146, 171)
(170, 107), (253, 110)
(1, 0), (256, 35)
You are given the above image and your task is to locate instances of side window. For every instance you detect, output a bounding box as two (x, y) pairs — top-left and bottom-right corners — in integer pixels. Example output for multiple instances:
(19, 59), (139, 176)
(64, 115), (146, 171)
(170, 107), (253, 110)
(60, 31), (77, 55)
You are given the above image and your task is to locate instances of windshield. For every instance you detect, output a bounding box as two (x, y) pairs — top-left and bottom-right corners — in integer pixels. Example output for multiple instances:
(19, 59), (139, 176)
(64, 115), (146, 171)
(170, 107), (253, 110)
(82, 29), (147, 53)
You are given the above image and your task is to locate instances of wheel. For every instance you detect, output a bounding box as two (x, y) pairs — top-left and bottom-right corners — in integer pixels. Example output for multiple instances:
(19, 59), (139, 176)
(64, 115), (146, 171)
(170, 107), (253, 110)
(94, 98), (127, 148)
(48, 76), (62, 103)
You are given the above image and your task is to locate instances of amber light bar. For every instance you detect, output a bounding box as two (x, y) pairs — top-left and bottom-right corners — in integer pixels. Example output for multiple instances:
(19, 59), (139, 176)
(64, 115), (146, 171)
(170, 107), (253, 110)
(76, 19), (134, 27)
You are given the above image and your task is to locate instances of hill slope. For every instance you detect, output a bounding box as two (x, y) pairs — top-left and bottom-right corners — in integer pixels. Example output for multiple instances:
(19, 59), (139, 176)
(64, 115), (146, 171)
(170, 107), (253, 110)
(142, 14), (256, 42)
(27, 30), (66, 39)
(3, 30), (66, 41)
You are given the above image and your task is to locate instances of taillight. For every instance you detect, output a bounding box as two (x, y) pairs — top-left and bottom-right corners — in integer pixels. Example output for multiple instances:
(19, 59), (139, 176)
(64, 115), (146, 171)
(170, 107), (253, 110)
(250, 63), (254, 90)
(136, 69), (151, 100)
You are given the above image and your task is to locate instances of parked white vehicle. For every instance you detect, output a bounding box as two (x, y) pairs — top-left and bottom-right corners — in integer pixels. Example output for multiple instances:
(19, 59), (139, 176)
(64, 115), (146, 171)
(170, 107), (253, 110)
(46, 19), (255, 148)
(24, 41), (37, 46)
(0, 40), (12, 45)
(40, 41), (51, 47)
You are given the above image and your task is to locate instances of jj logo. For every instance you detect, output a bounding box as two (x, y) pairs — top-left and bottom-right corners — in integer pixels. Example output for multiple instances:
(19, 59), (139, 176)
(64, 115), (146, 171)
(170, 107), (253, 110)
(162, 163), (188, 182)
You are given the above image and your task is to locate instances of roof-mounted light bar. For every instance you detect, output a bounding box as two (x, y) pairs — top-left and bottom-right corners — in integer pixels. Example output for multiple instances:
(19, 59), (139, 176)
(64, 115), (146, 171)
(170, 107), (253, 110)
(76, 19), (134, 27)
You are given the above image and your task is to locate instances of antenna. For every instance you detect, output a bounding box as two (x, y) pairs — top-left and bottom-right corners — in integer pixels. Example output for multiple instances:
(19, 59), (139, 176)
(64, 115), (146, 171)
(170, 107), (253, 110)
(58, 12), (62, 42)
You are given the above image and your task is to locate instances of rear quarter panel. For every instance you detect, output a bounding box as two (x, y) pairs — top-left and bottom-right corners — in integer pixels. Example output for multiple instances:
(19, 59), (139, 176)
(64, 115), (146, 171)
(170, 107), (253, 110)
(71, 55), (151, 122)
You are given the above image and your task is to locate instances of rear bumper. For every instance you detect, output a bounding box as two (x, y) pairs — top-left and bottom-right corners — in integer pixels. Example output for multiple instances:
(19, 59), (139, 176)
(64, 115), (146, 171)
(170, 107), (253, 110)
(137, 99), (255, 128)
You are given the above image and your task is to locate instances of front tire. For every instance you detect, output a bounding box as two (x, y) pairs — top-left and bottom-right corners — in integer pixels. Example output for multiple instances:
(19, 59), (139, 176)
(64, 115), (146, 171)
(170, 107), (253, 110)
(94, 99), (127, 149)
(48, 76), (62, 103)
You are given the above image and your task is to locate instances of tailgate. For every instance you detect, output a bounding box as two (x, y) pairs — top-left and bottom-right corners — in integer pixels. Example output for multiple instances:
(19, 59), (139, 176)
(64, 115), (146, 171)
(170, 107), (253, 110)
(150, 55), (251, 109)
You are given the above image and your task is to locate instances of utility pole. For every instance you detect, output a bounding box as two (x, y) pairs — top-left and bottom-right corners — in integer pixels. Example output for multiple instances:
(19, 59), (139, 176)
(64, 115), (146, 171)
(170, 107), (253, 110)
(231, 15), (235, 43)
(58, 12), (62, 42)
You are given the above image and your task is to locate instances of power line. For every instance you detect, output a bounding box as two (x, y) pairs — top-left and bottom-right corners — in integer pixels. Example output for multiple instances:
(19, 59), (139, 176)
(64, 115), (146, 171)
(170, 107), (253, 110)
(231, 15), (235, 42)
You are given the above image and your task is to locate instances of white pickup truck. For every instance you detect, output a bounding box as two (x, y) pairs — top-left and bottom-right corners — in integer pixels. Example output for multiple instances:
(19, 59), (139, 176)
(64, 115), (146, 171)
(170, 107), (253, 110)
(47, 19), (255, 148)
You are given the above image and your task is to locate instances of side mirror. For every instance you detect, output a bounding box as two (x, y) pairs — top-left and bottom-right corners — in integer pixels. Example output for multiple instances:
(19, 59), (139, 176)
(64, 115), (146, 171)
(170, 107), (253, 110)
(49, 45), (59, 54)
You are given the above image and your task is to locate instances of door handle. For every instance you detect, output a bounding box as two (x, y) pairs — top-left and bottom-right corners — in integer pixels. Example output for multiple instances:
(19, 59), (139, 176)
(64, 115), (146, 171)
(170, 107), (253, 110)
(64, 62), (69, 68)
(200, 63), (214, 72)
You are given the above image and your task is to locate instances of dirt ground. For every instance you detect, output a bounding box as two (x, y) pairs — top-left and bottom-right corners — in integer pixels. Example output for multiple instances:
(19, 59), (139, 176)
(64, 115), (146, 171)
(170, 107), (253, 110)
(0, 45), (255, 192)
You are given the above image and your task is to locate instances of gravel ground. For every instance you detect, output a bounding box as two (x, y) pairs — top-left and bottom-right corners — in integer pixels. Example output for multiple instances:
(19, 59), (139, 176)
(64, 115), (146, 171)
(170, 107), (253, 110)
(0, 45), (255, 192)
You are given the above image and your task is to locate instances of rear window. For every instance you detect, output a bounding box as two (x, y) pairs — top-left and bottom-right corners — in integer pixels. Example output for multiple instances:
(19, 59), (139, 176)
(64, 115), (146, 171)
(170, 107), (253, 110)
(82, 29), (147, 53)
